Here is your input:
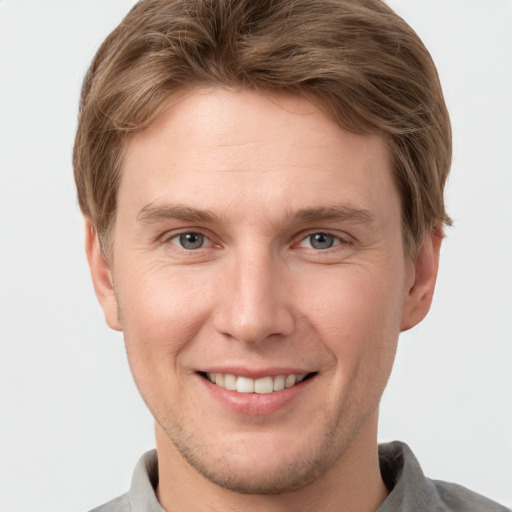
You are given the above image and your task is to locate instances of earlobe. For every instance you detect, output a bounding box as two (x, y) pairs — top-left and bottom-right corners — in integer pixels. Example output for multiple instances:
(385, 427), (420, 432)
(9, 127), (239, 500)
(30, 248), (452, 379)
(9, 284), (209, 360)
(84, 220), (122, 331)
(400, 231), (442, 332)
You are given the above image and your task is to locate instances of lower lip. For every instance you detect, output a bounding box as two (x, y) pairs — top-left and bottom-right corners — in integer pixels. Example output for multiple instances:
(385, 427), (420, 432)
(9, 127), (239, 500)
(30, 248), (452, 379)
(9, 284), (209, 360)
(198, 374), (315, 415)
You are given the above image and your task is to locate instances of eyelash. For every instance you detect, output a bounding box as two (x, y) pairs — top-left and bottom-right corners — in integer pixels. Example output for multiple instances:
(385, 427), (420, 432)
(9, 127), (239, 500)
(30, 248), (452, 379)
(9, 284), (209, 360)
(165, 230), (213, 250)
(296, 232), (349, 251)
(163, 230), (352, 252)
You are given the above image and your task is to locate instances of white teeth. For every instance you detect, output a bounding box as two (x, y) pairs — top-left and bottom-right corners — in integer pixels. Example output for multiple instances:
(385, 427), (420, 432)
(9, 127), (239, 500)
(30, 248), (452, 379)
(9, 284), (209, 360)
(254, 376), (274, 394)
(285, 374), (296, 388)
(236, 376), (255, 393)
(273, 375), (285, 391)
(205, 372), (310, 394)
(224, 374), (237, 390)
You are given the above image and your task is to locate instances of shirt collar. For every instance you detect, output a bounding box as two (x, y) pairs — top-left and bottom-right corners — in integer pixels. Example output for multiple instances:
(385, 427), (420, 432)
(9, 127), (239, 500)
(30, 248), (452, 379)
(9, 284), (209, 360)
(129, 450), (164, 512)
(128, 442), (439, 512)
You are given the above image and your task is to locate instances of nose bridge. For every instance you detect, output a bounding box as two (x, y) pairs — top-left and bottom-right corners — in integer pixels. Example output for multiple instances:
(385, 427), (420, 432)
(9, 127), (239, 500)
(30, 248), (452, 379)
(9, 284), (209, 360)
(214, 243), (295, 344)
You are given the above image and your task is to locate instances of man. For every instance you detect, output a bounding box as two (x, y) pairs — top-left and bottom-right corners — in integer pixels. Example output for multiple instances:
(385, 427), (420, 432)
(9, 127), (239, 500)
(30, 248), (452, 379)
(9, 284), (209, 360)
(73, 0), (508, 510)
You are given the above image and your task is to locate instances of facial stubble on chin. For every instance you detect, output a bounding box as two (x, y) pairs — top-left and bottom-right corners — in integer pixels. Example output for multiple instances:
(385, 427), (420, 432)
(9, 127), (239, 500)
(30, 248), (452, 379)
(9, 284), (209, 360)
(155, 396), (381, 496)
(113, 290), (386, 495)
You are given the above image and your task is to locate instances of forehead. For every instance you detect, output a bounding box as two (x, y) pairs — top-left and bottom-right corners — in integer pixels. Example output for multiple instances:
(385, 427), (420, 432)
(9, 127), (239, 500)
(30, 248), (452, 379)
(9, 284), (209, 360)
(119, 88), (398, 228)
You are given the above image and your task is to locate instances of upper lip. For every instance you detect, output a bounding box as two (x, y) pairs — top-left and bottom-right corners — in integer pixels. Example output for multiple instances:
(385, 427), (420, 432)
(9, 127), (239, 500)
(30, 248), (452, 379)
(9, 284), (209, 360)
(195, 366), (316, 379)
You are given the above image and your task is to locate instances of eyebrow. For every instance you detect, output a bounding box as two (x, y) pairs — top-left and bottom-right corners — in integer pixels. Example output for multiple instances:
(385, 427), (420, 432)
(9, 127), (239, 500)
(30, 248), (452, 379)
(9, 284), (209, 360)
(137, 203), (219, 224)
(136, 202), (375, 226)
(288, 205), (375, 225)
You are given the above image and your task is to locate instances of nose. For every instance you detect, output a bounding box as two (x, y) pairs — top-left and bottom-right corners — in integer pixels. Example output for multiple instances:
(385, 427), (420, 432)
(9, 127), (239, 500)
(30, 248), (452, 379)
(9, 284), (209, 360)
(213, 246), (296, 345)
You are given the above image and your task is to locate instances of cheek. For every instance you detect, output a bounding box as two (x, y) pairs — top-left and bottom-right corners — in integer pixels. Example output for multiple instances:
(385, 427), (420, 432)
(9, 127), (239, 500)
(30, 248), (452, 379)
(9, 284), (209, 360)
(115, 263), (214, 375)
(298, 264), (404, 373)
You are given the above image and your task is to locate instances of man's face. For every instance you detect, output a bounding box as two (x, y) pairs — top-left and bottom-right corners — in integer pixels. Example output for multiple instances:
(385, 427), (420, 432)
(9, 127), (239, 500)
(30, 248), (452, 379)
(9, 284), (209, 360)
(88, 88), (436, 493)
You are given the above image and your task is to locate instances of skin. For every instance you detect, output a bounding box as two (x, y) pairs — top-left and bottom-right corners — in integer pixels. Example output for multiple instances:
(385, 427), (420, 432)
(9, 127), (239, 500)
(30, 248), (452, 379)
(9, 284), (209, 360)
(86, 88), (441, 512)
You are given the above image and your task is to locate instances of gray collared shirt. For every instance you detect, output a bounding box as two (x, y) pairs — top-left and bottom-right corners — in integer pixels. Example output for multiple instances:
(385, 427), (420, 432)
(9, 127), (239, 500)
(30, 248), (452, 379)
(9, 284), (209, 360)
(89, 441), (509, 511)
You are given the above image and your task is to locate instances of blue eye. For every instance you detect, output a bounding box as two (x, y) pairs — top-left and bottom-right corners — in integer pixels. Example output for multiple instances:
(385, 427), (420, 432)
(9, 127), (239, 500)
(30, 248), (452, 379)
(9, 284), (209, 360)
(171, 232), (206, 250)
(298, 232), (340, 250)
(309, 233), (335, 250)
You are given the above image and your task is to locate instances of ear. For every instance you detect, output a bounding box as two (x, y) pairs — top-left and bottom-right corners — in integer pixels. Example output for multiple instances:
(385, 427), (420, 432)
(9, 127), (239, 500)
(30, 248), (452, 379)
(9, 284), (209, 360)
(84, 220), (122, 331)
(400, 231), (442, 332)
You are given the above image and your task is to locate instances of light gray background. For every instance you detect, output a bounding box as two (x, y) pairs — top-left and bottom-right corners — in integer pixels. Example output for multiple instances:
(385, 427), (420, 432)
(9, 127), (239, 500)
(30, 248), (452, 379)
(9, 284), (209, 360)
(1, 1), (511, 510)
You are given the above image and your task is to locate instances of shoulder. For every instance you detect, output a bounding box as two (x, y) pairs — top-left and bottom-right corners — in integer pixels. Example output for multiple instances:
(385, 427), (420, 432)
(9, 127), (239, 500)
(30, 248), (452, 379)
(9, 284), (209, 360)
(432, 479), (509, 512)
(378, 441), (509, 512)
(88, 493), (130, 512)
(86, 450), (161, 512)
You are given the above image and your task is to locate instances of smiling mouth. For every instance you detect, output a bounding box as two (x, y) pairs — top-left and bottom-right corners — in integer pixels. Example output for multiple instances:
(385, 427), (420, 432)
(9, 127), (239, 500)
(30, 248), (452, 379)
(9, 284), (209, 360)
(200, 372), (316, 394)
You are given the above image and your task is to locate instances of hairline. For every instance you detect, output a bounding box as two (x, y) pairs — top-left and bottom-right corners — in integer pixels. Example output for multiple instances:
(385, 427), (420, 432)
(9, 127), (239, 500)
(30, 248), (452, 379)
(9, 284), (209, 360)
(96, 86), (424, 264)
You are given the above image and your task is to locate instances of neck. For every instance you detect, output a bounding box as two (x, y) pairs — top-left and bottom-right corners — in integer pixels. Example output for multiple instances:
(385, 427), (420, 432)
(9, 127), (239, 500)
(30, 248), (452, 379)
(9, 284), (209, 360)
(155, 414), (388, 512)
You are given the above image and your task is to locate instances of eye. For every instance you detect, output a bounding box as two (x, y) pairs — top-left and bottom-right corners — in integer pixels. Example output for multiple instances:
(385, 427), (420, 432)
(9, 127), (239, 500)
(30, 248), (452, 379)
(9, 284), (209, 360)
(299, 232), (340, 250)
(170, 232), (208, 250)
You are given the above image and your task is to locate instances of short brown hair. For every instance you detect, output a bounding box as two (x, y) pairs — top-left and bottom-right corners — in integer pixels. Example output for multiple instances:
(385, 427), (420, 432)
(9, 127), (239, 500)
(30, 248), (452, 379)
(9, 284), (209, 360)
(73, 0), (451, 256)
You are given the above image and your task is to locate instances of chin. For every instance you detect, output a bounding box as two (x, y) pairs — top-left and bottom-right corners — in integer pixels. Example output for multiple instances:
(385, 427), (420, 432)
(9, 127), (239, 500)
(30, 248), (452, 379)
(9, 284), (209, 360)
(180, 444), (333, 495)
(163, 419), (350, 495)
